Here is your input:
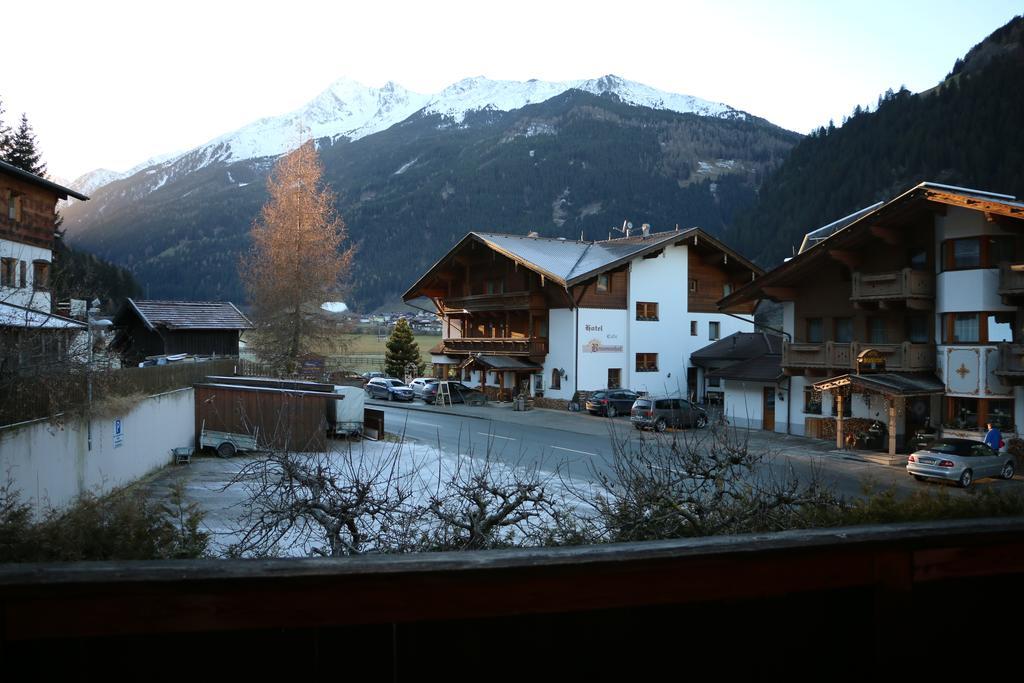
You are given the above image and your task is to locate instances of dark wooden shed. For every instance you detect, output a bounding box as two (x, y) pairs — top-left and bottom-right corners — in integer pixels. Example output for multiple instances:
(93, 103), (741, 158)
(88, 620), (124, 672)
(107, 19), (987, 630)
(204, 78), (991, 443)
(112, 299), (253, 364)
(195, 378), (333, 452)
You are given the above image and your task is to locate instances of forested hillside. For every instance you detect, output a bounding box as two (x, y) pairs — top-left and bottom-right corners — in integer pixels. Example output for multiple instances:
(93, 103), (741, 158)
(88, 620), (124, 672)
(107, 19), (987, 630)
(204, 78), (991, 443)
(728, 15), (1024, 266)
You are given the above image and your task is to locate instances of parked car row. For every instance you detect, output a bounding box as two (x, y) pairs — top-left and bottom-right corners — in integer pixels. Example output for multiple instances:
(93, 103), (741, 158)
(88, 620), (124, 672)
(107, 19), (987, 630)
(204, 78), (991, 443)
(363, 376), (489, 406)
(582, 388), (709, 432)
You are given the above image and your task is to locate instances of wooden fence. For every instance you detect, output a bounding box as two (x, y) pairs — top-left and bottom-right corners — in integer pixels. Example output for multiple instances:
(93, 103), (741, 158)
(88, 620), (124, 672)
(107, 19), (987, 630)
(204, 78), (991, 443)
(0, 517), (1022, 674)
(0, 358), (238, 427)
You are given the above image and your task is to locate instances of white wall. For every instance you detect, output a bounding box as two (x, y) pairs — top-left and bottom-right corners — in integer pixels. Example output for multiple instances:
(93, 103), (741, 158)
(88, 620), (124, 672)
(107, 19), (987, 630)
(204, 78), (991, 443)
(723, 381), (767, 430)
(575, 308), (630, 393)
(936, 269), (1009, 313)
(0, 388), (195, 516)
(0, 237), (51, 311)
(541, 307), (576, 399)
(629, 243), (754, 398)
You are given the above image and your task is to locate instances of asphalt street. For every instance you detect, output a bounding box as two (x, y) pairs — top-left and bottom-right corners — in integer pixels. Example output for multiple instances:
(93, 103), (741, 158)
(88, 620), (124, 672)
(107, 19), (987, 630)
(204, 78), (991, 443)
(366, 401), (999, 499)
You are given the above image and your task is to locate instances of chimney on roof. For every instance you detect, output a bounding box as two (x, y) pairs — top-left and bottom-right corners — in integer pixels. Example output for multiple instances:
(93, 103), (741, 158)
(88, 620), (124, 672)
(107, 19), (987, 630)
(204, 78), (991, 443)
(641, 223), (650, 237)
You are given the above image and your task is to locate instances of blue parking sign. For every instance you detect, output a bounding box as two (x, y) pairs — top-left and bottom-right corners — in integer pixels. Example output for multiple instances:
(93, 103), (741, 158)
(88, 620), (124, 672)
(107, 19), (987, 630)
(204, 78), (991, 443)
(113, 419), (124, 448)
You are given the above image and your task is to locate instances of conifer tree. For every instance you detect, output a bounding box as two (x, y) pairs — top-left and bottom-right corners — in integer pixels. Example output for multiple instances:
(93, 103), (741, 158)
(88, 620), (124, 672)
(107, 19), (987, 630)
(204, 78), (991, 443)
(384, 318), (425, 379)
(239, 140), (353, 373)
(5, 113), (46, 176)
(0, 96), (11, 159)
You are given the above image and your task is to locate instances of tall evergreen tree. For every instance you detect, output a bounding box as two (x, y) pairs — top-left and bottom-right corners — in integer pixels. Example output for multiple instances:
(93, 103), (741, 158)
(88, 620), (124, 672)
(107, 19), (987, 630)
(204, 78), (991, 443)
(5, 113), (46, 176)
(384, 319), (425, 379)
(0, 96), (11, 159)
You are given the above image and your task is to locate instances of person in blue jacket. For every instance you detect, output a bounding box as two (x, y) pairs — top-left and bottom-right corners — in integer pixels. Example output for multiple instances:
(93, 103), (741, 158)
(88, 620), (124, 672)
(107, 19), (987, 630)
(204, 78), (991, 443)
(984, 422), (1002, 452)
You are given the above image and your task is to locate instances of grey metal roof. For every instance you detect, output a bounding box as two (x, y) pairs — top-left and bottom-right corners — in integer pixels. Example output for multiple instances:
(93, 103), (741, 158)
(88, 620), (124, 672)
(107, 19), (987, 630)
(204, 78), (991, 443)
(691, 332), (783, 364)
(118, 299), (253, 331)
(0, 159), (89, 201)
(473, 230), (691, 285)
(798, 181), (1023, 255)
(707, 354), (783, 383)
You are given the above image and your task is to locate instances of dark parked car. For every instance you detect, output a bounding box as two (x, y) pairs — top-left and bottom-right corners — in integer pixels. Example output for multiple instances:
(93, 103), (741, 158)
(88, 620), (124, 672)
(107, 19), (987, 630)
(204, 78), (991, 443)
(630, 397), (708, 431)
(907, 437), (1015, 488)
(585, 389), (639, 417)
(420, 381), (488, 406)
(365, 378), (414, 401)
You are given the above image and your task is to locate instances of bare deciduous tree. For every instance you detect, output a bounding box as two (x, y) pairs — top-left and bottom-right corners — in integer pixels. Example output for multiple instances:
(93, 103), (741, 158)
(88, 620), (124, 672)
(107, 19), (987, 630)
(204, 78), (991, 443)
(239, 140), (354, 373)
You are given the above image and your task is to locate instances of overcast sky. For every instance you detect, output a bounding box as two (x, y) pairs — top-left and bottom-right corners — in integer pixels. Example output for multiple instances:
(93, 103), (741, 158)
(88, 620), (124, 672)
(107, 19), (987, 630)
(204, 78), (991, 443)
(4, 0), (1020, 180)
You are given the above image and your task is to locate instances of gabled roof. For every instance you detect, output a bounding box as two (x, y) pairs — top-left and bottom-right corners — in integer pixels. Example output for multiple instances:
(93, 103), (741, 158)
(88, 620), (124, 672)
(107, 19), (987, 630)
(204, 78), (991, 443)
(404, 228), (763, 301)
(115, 299), (253, 331)
(0, 159), (89, 202)
(0, 301), (87, 330)
(720, 181), (1024, 310)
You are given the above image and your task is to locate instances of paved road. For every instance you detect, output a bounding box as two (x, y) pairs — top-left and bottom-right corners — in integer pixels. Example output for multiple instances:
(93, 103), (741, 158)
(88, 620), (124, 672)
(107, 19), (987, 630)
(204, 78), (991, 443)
(367, 402), (1011, 499)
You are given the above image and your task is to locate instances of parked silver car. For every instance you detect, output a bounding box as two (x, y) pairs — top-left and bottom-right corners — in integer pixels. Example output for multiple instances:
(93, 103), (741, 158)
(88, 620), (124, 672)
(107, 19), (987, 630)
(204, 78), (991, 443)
(408, 377), (439, 398)
(906, 437), (1015, 488)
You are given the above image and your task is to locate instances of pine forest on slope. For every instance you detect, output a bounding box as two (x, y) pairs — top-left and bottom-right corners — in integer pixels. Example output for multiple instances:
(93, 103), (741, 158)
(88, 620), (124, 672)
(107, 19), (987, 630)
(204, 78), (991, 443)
(726, 15), (1024, 266)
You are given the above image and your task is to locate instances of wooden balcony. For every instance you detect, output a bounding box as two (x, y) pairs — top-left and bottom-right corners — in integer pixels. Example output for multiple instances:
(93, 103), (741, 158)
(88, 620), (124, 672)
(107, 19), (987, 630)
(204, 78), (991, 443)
(441, 291), (543, 313)
(998, 263), (1024, 301)
(996, 343), (1024, 381)
(783, 341), (935, 374)
(442, 337), (548, 357)
(1, 518), (1023, 672)
(851, 268), (933, 308)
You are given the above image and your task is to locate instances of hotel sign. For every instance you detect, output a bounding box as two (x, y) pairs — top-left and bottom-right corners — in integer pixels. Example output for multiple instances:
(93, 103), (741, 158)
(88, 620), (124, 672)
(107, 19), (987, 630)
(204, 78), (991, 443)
(582, 323), (623, 353)
(856, 348), (886, 374)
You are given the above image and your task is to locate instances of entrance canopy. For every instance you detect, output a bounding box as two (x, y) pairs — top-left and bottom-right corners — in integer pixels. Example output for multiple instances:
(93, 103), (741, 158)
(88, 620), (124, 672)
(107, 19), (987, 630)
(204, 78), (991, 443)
(465, 355), (542, 372)
(812, 372), (944, 397)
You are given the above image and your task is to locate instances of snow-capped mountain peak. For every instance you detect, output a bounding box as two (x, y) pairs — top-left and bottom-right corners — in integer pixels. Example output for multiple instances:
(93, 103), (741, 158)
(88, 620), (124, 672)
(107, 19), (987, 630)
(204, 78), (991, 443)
(72, 74), (745, 197)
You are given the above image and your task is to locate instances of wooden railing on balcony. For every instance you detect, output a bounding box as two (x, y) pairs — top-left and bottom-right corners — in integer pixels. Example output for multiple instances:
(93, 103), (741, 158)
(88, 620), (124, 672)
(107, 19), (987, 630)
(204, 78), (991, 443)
(783, 341), (935, 373)
(998, 263), (1024, 297)
(442, 291), (542, 313)
(442, 337), (548, 356)
(2, 518), (1023, 671)
(996, 343), (1024, 379)
(851, 268), (933, 303)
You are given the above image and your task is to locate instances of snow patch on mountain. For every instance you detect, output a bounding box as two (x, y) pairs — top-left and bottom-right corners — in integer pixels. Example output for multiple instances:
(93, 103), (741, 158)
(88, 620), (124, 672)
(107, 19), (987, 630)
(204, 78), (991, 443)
(74, 74), (748, 199)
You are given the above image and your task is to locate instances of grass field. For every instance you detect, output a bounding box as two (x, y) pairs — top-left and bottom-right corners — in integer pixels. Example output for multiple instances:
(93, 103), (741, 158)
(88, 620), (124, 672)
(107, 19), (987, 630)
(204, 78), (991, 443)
(334, 333), (443, 355)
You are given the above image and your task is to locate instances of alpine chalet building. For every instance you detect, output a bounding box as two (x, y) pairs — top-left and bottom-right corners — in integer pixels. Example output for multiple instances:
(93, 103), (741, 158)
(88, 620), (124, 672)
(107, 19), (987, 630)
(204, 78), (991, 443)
(719, 182), (1024, 461)
(404, 227), (761, 403)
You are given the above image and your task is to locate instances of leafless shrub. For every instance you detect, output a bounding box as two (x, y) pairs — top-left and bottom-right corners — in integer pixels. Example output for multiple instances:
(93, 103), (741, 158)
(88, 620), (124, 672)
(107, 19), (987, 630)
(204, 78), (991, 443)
(421, 452), (567, 551)
(225, 441), (420, 557)
(577, 423), (844, 542)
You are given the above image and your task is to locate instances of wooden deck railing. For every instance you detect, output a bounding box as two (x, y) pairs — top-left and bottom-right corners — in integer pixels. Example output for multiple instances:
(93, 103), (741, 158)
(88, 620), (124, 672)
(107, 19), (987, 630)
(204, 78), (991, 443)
(783, 341), (934, 372)
(442, 291), (541, 312)
(998, 262), (1024, 297)
(442, 337), (547, 356)
(851, 268), (933, 302)
(1, 518), (1022, 672)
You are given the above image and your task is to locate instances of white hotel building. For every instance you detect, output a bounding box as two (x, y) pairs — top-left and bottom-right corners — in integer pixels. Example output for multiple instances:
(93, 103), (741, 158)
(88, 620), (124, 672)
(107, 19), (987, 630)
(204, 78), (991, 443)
(404, 227), (761, 403)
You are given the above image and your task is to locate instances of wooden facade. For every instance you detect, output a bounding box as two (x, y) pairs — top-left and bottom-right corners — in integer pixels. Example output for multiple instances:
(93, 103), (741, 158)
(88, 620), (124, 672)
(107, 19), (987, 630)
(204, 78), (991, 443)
(687, 245), (757, 314)
(570, 267), (628, 309)
(116, 319), (243, 362)
(0, 174), (61, 250)
(195, 382), (330, 452)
